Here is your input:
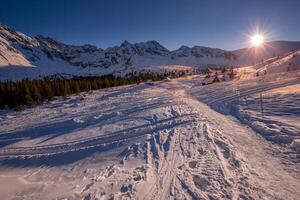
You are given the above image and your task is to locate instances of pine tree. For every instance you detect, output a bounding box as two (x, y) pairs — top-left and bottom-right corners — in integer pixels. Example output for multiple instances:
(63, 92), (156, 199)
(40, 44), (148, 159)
(62, 86), (68, 100)
(91, 80), (98, 90)
(43, 82), (54, 100)
(7, 84), (19, 108)
(221, 67), (226, 74)
(0, 95), (4, 109)
(24, 86), (34, 106)
(31, 83), (43, 104)
(66, 81), (71, 95)
(103, 78), (110, 88)
(72, 81), (81, 94)
(0, 84), (5, 108)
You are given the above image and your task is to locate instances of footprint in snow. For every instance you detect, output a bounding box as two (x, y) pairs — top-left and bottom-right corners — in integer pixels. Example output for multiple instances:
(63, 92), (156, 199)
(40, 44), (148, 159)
(73, 117), (85, 123)
(5, 114), (15, 119)
(93, 114), (102, 120)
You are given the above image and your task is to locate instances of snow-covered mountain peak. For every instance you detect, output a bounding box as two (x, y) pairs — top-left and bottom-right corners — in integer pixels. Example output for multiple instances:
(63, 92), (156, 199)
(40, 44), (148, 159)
(0, 24), (38, 47)
(134, 40), (170, 56)
(120, 40), (132, 47)
(35, 35), (66, 53)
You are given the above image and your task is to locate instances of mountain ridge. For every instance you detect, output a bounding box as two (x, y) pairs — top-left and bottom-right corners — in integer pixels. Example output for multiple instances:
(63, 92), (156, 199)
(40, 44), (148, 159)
(1, 24), (300, 81)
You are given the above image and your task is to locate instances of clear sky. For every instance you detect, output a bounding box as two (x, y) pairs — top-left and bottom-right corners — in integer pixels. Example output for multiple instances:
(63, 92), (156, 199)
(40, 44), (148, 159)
(0, 0), (299, 50)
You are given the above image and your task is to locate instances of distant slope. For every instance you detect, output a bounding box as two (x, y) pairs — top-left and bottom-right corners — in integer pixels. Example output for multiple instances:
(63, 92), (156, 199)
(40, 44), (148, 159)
(258, 49), (300, 74)
(1, 24), (300, 81)
(236, 49), (300, 80)
(233, 41), (300, 65)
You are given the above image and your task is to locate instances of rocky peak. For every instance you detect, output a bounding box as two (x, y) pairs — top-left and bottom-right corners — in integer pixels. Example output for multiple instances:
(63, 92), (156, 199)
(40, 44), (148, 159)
(35, 35), (65, 50)
(171, 45), (191, 57)
(0, 24), (38, 47)
(80, 44), (99, 53)
(134, 40), (170, 56)
(120, 40), (132, 48)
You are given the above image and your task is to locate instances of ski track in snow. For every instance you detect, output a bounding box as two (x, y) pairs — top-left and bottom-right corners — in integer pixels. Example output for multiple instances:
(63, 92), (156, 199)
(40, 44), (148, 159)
(0, 75), (300, 200)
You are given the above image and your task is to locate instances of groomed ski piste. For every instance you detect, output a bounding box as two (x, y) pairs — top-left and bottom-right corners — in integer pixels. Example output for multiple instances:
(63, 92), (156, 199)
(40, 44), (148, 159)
(0, 71), (300, 199)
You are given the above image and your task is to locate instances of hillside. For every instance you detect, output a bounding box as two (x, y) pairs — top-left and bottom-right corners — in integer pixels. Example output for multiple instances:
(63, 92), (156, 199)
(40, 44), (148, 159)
(237, 49), (300, 79)
(233, 41), (300, 65)
(258, 49), (300, 74)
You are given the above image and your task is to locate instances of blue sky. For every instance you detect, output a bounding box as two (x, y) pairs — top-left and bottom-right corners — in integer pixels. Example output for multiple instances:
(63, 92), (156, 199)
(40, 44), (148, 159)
(0, 0), (299, 50)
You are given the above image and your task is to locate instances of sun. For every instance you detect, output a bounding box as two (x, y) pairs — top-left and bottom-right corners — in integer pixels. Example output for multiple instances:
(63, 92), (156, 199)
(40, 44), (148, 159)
(251, 34), (264, 46)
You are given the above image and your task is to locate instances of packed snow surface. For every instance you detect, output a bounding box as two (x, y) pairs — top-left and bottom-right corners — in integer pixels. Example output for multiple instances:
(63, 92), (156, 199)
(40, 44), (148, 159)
(0, 72), (300, 199)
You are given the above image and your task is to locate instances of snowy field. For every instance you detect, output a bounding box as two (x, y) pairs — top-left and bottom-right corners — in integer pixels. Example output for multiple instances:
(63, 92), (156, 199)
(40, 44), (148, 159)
(0, 74), (300, 199)
(191, 71), (300, 152)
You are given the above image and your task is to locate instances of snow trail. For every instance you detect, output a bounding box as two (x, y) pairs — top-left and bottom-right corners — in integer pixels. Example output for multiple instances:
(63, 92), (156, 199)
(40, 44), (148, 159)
(0, 76), (299, 199)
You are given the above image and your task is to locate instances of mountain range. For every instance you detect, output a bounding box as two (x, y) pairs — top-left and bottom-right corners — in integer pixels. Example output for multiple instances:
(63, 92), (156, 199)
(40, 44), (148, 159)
(1, 24), (300, 81)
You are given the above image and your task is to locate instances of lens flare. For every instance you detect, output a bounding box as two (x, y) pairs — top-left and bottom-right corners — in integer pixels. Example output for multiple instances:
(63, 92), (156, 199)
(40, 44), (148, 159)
(251, 34), (264, 46)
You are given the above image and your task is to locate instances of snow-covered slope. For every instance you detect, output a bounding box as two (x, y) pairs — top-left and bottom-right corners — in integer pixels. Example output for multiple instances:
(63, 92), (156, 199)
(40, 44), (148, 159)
(0, 26), (34, 67)
(259, 49), (300, 74)
(233, 41), (300, 65)
(1, 24), (300, 81)
(0, 75), (299, 199)
(237, 49), (300, 79)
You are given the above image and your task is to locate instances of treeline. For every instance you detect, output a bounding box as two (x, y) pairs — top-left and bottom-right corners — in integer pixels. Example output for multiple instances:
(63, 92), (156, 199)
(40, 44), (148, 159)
(0, 72), (170, 109)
